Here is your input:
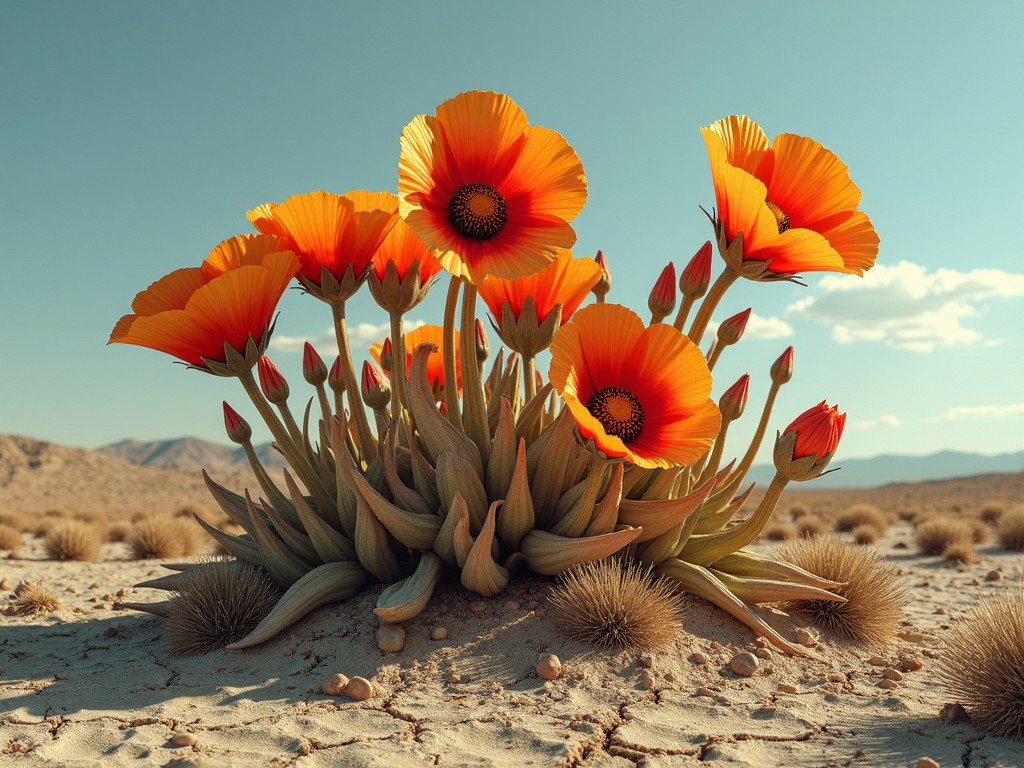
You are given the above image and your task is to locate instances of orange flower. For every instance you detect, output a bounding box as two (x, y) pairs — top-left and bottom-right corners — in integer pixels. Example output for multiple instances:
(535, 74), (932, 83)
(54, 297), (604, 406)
(109, 235), (299, 372)
(368, 216), (443, 313)
(702, 115), (878, 278)
(477, 249), (601, 356)
(398, 90), (587, 284)
(248, 190), (398, 301)
(370, 325), (460, 401)
(549, 303), (721, 469)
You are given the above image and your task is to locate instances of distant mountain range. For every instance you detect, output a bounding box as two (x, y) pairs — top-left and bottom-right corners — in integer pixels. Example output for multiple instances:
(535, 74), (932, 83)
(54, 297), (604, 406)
(97, 437), (1023, 490)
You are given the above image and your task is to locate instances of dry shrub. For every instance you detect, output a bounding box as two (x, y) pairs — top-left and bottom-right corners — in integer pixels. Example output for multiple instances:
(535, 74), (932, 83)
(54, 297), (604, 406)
(71, 509), (107, 526)
(788, 502), (812, 520)
(0, 524), (24, 551)
(9, 582), (61, 615)
(779, 536), (906, 645)
(835, 503), (889, 536)
(941, 540), (977, 565)
(965, 516), (989, 545)
(129, 517), (204, 559)
(175, 502), (213, 520)
(915, 517), (973, 556)
(44, 521), (102, 562)
(105, 520), (132, 543)
(851, 523), (881, 545)
(978, 501), (1007, 525)
(796, 516), (829, 538)
(0, 511), (29, 532)
(167, 559), (280, 655)
(996, 509), (1024, 551)
(764, 522), (797, 541)
(939, 586), (1024, 740)
(549, 558), (682, 652)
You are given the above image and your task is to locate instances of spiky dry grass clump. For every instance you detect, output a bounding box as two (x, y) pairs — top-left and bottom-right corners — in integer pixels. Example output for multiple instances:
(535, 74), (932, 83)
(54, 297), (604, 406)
(129, 517), (203, 559)
(941, 540), (977, 565)
(965, 516), (989, 545)
(796, 516), (829, 538)
(166, 559), (280, 655)
(779, 536), (907, 645)
(850, 523), (881, 545)
(939, 586), (1024, 740)
(996, 509), (1024, 551)
(105, 520), (132, 543)
(0, 511), (29, 532)
(0, 524), (24, 551)
(978, 501), (1007, 525)
(549, 558), (683, 652)
(835, 503), (890, 536)
(787, 502), (812, 520)
(915, 517), (973, 556)
(44, 521), (102, 562)
(9, 582), (61, 615)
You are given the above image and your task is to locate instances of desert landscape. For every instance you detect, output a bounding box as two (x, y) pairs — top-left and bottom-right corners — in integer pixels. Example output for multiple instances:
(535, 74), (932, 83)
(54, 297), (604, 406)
(2, 433), (1022, 767)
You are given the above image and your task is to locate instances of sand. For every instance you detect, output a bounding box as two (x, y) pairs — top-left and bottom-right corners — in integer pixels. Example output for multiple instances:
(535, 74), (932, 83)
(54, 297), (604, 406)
(3, 519), (1024, 768)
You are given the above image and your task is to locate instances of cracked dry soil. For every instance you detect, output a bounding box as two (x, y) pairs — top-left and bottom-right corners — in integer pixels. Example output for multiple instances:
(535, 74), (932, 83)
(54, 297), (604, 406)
(2, 524), (1024, 768)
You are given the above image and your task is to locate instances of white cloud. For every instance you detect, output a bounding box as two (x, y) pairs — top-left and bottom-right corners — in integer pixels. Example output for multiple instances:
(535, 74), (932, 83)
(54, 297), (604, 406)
(270, 320), (426, 356)
(850, 415), (903, 429)
(707, 312), (793, 340)
(785, 260), (1024, 352)
(929, 403), (1024, 422)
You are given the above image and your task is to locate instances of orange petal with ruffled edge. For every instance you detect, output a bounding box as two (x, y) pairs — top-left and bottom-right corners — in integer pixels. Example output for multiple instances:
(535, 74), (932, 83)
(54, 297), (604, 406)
(702, 127), (778, 252)
(202, 234), (291, 280)
(127, 267), (205, 316)
(819, 210), (879, 276)
(705, 115), (769, 176)
(502, 126), (587, 222)
(372, 217), (443, 284)
(371, 325), (459, 395)
(434, 90), (529, 182)
(477, 249), (601, 325)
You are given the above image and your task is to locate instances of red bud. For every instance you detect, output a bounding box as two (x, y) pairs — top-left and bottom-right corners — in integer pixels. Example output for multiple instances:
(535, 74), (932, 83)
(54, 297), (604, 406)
(648, 262), (677, 322)
(222, 401), (251, 444)
(680, 241), (712, 299)
(717, 308), (751, 345)
(257, 356), (289, 404)
(302, 342), (328, 386)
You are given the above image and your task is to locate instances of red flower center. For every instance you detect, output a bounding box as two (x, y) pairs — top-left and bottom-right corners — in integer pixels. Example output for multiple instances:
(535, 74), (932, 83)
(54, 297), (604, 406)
(448, 184), (507, 240)
(765, 201), (791, 234)
(587, 386), (645, 443)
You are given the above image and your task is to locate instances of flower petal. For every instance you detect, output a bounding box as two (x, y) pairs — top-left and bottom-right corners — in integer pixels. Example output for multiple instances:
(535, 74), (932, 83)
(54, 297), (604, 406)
(502, 126), (587, 222)
(130, 267), (205, 316)
(705, 115), (769, 176)
(202, 234), (291, 280)
(434, 90), (529, 181)
(702, 128), (778, 251)
(819, 210), (879, 276)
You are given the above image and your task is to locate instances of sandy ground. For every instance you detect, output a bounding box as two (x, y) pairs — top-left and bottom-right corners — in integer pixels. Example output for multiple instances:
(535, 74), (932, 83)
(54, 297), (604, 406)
(3, 521), (1024, 768)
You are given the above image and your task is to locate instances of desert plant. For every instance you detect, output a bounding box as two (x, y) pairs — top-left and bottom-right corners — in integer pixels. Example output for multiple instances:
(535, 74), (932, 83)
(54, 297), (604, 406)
(0, 524), (24, 551)
(129, 517), (203, 559)
(105, 520), (132, 543)
(939, 586), (1024, 740)
(787, 502), (812, 520)
(850, 523), (881, 545)
(978, 501), (1007, 525)
(965, 516), (989, 545)
(0, 511), (29, 532)
(941, 540), (977, 565)
(165, 559), (281, 655)
(834, 503), (889, 536)
(549, 558), (682, 652)
(779, 536), (907, 645)
(44, 521), (102, 562)
(915, 517), (973, 556)
(996, 509), (1024, 551)
(9, 582), (61, 615)
(764, 522), (798, 541)
(796, 516), (829, 538)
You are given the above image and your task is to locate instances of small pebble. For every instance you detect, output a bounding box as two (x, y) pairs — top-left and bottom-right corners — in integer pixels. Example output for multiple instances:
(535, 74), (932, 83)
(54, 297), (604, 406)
(376, 623), (405, 653)
(171, 732), (197, 748)
(448, 672), (459, 685)
(430, 626), (448, 641)
(777, 683), (797, 694)
(696, 687), (716, 697)
(794, 628), (817, 647)
(754, 648), (772, 660)
(502, 600), (520, 611)
(916, 758), (940, 768)
(878, 679), (898, 690)
(729, 651), (758, 677)
(116, 587), (130, 598)
(535, 654), (562, 680)
(898, 631), (925, 642)
(468, 601), (487, 615)
(283, 647), (295, 657)
(934, 607), (945, 615)
(923, 649), (939, 659)
(0, 579), (10, 590)
(939, 702), (969, 723)
(65, 586), (77, 594)
(640, 671), (654, 690)
(867, 656), (887, 666)
(345, 677), (374, 700)
(663, 672), (675, 683)
(986, 570), (1002, 581)
(882, 668), (903, 682)
(640, 654), (654, 668)
(901, 659), (923, 672)
(90, 582), (101, 589)
(689, 651), (708, 665)
(525, 600), (539, 610)
(827, 674), (845, 683)
(322, 673), (349, 696)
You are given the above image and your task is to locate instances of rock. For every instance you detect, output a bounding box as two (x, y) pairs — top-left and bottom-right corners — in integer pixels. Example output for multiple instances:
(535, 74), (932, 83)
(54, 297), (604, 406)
(882, 668), (904, 681)
(322, 673), (349, 696)
(901, 659), (923, 672)
(640, 654), (654, 668)
(867, 655), (887, 666)
(986, 570), (1002, 581)
(536, 654), (562, 680)
(898, 630), (925, 642)
(729, 651), (758, 677)
(777, 683), (797, 694)
(794, 628), (817, 647)
(376, 623), (405, 653)
(916, 758), (940, 768)
(171, 732), (197, 748)
(696, 687), (716, 697)
(640, 671), (654, 690)
(0, 579), (10, 591)
(468, 600), (487, 615)
(502, 600), (520, 611)
(689, 651), (708, 665)
(430, 626), (448, 641)
(827, 674), (845, 683)
(939, 702), (969, 723)
(663, 672), (675, 683)
(878, 678), (898, 690)
(345, 677), (374, 700)
(754, 648), (773, 660)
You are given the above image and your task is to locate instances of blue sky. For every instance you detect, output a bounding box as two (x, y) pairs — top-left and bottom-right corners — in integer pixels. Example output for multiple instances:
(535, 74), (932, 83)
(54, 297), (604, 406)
(2, 1), (1022, 466)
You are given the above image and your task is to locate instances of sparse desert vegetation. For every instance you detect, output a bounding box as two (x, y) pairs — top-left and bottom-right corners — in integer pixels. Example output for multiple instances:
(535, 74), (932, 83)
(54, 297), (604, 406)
(44, 520), (102, 562)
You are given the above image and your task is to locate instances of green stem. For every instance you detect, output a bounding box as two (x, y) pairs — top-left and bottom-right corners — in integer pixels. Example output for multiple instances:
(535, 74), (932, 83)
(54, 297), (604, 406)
(672, 296), (695, 332)
(442, 277), (463, 430)
(705, 340), (723, 371)
(330, 301), (376, 465)
(523, 354), (537, 404)
(388, 311), (408, 417)
(726, 382), (780, 489)
(459, 281), (490, 462)
(687, 267), (739, 347)
(696, 421), (730, 487)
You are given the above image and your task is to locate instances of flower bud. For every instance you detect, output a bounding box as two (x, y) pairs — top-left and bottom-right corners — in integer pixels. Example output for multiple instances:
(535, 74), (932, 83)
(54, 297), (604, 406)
(771, 346), (794, 385)
(719, 374), (749, 422)
(475, 319), (489, 364)
(679, 241), (712, 300)
(717, 308), (751, 346)
(592, 250), (611, 299)
(361, 360), (391, 410)
(648, 262), (676, 323)
(302, 342), (328, 386)
(222, 401), (251, 444)
(328, 355), (345, 393)
(379, 337), (393, 373)
(257, 356), (289, 404)
(774, 400), (846, 481)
